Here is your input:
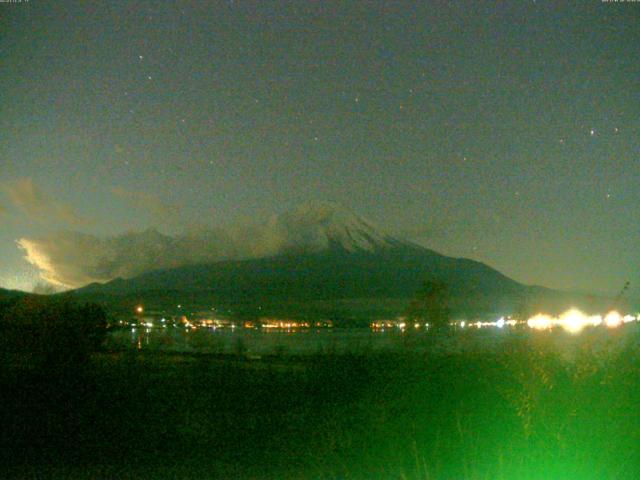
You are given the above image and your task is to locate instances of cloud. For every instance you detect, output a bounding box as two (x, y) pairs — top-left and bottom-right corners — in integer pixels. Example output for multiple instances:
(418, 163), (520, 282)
(17, 202), (388, 288)
(18, 226), (266, 288)
(111, 186), (182, 225)
(32, 282), (62, 295)
(4, 178), (87, 225)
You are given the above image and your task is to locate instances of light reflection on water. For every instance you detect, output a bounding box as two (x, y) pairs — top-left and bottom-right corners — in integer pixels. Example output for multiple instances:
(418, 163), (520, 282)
(106, 324), (640, 357)
(112, 328), (417, 356)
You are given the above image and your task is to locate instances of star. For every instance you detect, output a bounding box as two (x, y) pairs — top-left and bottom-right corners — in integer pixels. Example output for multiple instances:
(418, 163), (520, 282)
(590, 129), (595, 136)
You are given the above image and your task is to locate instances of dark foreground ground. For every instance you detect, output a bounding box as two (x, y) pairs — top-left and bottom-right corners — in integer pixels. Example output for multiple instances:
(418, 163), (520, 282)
(1, 329), (640, 479)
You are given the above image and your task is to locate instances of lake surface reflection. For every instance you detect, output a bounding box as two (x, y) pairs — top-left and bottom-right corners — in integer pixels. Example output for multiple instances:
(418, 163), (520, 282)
(106, 326), (531, 356)
(105, 321), (640, 358)
(108, 327), (405, 355)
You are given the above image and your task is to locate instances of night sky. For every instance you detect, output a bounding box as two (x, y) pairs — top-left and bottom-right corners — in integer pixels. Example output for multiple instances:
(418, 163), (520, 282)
(0, 1), (638, 295)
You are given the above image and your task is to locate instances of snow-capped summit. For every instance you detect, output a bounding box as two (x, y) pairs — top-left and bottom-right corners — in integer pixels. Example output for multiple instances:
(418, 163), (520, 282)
(271, 201), (397, 253)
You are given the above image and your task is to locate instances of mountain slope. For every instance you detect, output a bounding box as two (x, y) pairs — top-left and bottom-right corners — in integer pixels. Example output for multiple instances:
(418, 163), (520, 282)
(0, 288), (27, 301)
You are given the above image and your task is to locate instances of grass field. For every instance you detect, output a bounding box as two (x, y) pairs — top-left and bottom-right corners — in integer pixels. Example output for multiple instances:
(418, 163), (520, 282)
(1, 327), (640, 479)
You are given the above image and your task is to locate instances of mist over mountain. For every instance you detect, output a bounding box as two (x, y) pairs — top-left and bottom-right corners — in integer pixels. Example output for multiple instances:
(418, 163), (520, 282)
(20, 202), (399, 288)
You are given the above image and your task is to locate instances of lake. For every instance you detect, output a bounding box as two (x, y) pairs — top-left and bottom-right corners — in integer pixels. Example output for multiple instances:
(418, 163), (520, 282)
(105, 323), (640, 358)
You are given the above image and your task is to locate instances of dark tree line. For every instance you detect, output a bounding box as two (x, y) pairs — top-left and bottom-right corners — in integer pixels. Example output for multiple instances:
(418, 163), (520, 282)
(0, 295), (108, 370)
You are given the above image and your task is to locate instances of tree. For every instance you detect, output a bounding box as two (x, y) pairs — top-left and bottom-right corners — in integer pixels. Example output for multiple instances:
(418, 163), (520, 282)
(404, 278), (450, 332)
(514, 293), (533, 323)
(0, 295), (108, 371)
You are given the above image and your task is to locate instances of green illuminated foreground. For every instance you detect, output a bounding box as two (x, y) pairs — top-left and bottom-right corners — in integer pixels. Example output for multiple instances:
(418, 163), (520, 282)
(1, 328), (639, 479)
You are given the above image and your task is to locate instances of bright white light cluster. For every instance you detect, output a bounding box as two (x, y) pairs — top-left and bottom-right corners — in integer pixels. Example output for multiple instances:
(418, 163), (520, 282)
(461, 317), (518, 329)
(455, 309), (639, 334)
(526, 309), (637, 334)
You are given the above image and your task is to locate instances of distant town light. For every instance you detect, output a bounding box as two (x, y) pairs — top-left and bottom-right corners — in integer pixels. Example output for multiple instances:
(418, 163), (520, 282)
(604, 311), (622, 328)
(136, 306), (144, 314)
(366, 309), (638, 334)
(559, 309), (587, 334)
(527, 314), (553, 330)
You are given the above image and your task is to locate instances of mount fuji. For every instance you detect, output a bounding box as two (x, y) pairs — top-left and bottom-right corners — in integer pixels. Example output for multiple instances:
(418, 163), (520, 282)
(72, 202), (578, 320)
